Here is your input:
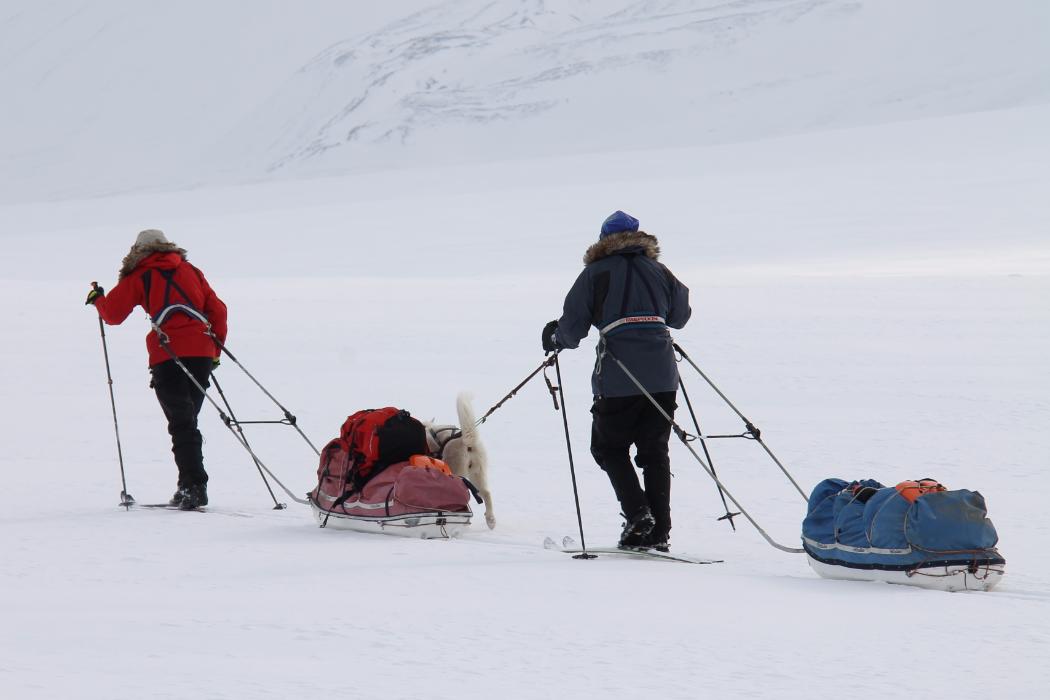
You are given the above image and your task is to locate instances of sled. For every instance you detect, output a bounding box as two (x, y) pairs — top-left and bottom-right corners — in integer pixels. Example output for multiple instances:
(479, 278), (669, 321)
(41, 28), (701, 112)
(310, 459), (473, 539)
(308, 500), (472, 538)
(805, 551), (1004, 592)
(803, 478), (1006, 592)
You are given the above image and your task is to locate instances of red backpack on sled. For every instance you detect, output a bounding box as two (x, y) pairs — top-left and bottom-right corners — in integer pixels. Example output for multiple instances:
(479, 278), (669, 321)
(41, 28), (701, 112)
(309, 407), (474, 533)
(316, 408), (429, 498)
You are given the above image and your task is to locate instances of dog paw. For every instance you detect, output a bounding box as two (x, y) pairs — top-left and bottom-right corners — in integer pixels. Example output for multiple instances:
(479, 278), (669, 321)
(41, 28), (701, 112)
(485, 513), (496, 530)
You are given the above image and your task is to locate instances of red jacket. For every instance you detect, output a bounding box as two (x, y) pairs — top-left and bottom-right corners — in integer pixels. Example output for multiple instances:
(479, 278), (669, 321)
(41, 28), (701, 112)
(95, 252), (228, 367)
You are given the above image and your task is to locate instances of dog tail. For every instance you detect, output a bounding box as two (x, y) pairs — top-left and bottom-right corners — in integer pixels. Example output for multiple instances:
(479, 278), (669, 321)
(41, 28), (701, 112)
(455, 392), (495, 529)
(455, 392), (479, 448)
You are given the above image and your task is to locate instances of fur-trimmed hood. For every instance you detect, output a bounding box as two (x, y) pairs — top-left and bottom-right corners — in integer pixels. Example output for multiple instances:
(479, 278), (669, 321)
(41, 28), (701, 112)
(583, 230), (660, 265)
(119, 241), (188, 279)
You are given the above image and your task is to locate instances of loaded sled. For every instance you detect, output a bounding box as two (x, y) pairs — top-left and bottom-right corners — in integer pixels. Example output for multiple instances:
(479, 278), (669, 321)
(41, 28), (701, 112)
(802, 478), (1005, 592)
(308, 407), (474, 538)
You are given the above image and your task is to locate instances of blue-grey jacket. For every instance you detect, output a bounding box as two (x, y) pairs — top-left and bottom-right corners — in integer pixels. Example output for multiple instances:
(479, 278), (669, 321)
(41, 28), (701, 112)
(554, 231), (691, 398)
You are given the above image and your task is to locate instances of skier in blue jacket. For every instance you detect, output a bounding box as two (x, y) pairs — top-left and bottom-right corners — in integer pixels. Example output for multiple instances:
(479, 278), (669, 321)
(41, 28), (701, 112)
(542, 211), (691, 550)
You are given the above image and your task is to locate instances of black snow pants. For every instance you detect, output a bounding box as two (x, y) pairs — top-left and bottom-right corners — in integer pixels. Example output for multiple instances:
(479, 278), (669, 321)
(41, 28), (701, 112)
(590, 391), (677, 538)
(150, 357), (212, 488)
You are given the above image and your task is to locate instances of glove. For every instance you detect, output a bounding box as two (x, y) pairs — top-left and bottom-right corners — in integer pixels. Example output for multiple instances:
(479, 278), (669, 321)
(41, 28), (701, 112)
(541, 320), (560, 354)
(85, 283), (104, 305)
(212, 357), (221, 370)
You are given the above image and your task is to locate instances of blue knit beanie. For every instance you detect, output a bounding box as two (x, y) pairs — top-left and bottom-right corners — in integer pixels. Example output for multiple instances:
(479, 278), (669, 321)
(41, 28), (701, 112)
(600, 210), (640, 239)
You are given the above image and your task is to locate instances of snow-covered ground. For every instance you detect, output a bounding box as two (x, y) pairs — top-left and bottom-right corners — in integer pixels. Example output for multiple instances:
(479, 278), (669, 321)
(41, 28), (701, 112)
(2, 1), (1049, 698)
(3, 104), (1048, 698)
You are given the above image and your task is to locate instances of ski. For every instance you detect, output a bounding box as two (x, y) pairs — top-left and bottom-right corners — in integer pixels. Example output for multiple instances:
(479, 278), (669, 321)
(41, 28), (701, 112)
(135, 503), (204, 511)
(545, 536), (721, 564)
(123, 502), (253, 518)
(568, 546), (722, 565)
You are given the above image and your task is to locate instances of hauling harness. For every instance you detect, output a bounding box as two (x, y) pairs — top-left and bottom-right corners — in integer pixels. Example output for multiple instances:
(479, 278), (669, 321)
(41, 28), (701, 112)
(596, 333), (806, 554)
(143, 269), (319, 508)
(143, 267), (211, 329)
(475, 354), (559, 427)
(672, 342), (808, 502)
(600, 314), (666, 334)
(677, 377), (740, 530)
(587, 258), (803, 547)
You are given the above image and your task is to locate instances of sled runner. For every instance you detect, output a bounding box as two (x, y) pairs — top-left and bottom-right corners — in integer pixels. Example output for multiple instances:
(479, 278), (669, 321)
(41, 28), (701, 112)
(309, 409), (474, 538)
(802, 478), (1005, 592)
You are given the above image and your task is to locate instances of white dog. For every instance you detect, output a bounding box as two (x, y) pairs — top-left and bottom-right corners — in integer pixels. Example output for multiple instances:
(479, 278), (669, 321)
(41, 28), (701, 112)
(422, 393), (495, 529)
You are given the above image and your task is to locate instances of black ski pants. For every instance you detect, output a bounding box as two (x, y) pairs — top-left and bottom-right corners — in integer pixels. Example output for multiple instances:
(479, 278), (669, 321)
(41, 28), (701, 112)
(150, 357), (212, 488)
(590, 391), (677, 536)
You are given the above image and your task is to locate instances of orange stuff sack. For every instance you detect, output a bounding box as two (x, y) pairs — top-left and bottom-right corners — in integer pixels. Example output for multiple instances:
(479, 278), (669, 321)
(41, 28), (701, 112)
(408, 454), (454, 476)
(895, 479), (948, 503)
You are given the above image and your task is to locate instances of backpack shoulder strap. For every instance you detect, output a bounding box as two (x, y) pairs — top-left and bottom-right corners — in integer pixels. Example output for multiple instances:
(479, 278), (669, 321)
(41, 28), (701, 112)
(158, 268), (200, 312)
(149, 267), (210, 328)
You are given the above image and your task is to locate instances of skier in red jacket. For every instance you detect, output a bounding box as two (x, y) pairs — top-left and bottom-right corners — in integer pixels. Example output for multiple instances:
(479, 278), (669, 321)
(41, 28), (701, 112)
(87, 230), (228, 509)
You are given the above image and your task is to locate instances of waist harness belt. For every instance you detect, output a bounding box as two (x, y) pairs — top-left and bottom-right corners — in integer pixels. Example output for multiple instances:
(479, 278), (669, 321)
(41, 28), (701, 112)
(600, 314), (667, 334)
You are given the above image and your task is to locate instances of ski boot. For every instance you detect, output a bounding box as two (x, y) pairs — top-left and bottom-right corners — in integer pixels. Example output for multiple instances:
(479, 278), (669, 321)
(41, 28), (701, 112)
(168, 488), (186, 508)
(176, 483), (209, 510)
(618, 506), (655, 548)
(642, 529), (670, 553)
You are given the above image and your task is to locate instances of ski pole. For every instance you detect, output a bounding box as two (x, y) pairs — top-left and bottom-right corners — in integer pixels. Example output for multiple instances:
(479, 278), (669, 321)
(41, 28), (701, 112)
(552, 353), (596, 560)
(92, 282), (133, 508)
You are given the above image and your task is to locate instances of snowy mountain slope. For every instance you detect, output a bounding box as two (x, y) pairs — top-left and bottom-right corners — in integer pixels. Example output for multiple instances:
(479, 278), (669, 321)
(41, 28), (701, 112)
(220, 0), (1050, 176)
(0, 0), (434, 202)
(2, 0), (1049, 202)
